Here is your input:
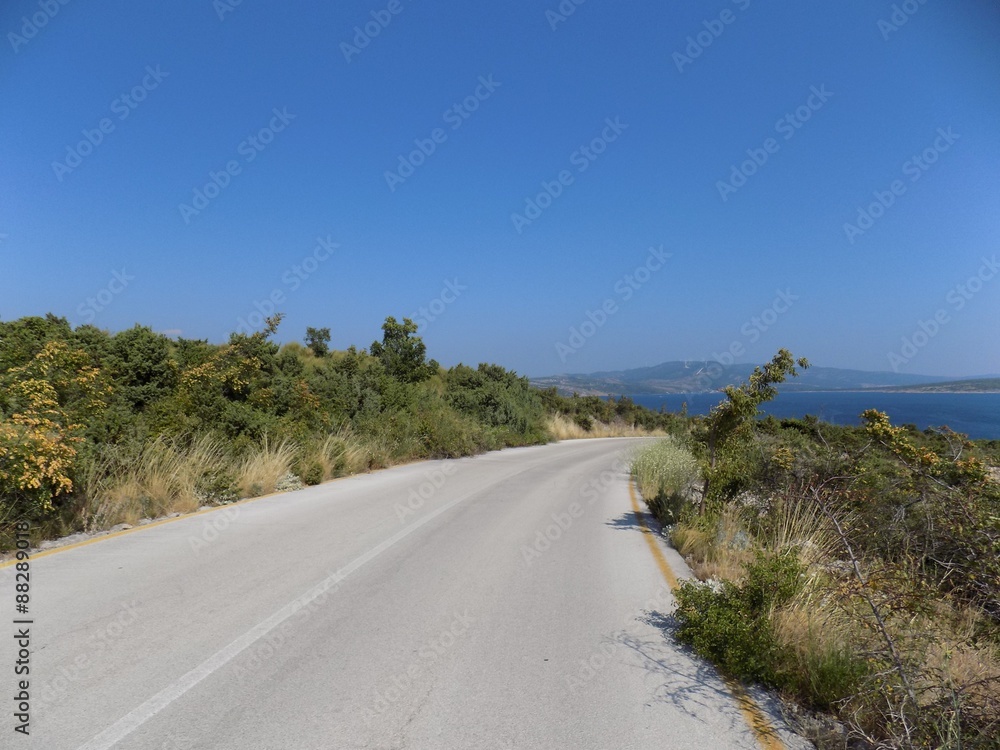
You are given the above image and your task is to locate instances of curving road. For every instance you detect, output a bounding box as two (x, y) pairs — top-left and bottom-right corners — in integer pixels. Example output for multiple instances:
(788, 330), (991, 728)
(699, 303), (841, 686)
(1, 438), (806, 749)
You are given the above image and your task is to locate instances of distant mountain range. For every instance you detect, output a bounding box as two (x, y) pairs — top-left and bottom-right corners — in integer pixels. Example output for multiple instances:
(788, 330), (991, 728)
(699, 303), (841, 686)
(530, 362), (1000, 396)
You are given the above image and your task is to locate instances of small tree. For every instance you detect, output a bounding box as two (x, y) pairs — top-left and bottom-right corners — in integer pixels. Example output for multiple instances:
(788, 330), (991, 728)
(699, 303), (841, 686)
(304, 327), (331, 358)
(699, 349), (809, 512)
(370, 317), (438, 383)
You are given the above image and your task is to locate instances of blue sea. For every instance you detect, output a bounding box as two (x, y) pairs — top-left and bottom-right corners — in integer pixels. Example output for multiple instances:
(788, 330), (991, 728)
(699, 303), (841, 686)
(630, 392), (1000, 440)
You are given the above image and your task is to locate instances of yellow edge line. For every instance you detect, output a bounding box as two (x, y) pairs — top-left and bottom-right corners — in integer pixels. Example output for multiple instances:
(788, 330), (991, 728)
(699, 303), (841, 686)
(0, 476), (349, 570)
(628, 479), (784, 750)
(627, 480), (679, 591)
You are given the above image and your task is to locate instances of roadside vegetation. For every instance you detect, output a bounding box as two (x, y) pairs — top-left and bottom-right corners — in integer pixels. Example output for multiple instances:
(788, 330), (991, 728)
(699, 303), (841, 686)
(8, 313), (996, 746)
(0, 313), (668, 550)
(631, 436), (699, 523)
(538, 388), (687, 439)
(633, 350), (1000, 749)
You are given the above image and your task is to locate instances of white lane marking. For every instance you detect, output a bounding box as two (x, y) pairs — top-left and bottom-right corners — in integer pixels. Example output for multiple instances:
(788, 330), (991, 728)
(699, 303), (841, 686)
(77, 488), (481, 750)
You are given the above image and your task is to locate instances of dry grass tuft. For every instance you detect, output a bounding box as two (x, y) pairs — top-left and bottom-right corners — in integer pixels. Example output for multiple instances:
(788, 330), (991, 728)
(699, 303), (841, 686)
(912, 607), (1000, 728)
(82, 435), (227, 529)
(237, 437), (296, 498)
(329, 429), (371, 476)
(671, 497), (839, 599)
(671, 506), (756, 581)
(79, 427), (389, 535)
(546, 413), (666, 440)
(760, 497), (839, 568)
(771, 587), (868, 711)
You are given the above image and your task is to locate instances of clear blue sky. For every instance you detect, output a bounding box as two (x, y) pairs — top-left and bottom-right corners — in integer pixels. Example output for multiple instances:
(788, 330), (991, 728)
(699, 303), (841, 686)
(2, 0), (998, 378)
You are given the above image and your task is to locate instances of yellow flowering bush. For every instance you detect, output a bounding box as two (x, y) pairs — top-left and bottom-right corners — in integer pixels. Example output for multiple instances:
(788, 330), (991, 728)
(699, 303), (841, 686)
(0, 342), (106, 518)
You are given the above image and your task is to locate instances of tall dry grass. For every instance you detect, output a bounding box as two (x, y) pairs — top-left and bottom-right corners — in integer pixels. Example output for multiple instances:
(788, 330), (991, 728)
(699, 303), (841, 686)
(79, 428), (386, 533)
(81, 435), (227, 529)
(917, 607), (1000, 720)
(546, 413), (665, 440)
(670, 506), (755, 581)
(674, 495), (841, 580)
(236, 437), (296, 498)
(755, 496), (839, 567)
(299, 428), (373, 481)
(774, 582), (1000, 743)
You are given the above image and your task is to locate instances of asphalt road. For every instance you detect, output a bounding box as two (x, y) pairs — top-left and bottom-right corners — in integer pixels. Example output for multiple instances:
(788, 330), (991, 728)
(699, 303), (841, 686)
(1, 438), (805, 749)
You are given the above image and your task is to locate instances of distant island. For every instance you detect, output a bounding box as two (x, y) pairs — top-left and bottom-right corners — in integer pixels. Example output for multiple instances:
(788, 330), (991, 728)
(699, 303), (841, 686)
(872, 378), (1000, 394)
(530, 361), (1000, 397)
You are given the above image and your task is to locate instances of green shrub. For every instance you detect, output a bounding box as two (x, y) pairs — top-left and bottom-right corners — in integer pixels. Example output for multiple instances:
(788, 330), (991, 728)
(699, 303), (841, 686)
(445, 363), (546, 437)
(195, 468), (240, 504)
(775, 635), (867, 711)
(674, 551), (803, 683)
(301, 462), (324, 486)
(413, 401), (482, 458)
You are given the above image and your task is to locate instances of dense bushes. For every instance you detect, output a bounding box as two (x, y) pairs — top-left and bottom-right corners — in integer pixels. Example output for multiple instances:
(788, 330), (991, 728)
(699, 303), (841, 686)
(446, 363), (547, 442)
(0, 313), (558, 546)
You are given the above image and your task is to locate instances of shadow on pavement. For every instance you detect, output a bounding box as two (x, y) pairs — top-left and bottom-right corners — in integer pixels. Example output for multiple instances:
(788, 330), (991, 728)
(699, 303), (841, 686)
(603, 511), (648, 532)
(609, 609), (756, 743)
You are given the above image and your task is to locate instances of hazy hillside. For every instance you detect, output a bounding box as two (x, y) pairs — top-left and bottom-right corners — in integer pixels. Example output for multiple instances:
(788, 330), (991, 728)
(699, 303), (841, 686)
(875, 377), (1000, 393)
(531, 361), (985, 396)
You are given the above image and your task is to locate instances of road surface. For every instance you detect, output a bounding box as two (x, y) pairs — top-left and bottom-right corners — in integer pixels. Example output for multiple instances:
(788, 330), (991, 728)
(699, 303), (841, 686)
(1, 438), (804, 749)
